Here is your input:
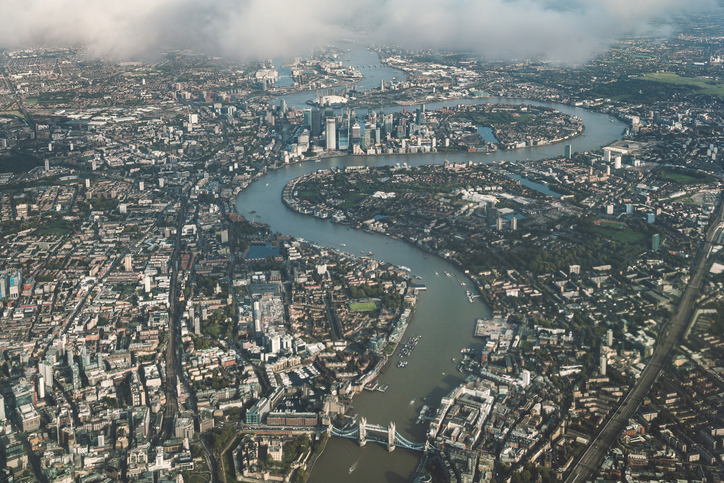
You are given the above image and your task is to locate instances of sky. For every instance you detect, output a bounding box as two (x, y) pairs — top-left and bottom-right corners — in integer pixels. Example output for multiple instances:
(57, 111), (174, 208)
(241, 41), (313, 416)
(0, 0), (719, 63)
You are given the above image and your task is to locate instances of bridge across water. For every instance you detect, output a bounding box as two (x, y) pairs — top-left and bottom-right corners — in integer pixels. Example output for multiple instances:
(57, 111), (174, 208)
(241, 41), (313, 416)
(330, 418), (435, 453)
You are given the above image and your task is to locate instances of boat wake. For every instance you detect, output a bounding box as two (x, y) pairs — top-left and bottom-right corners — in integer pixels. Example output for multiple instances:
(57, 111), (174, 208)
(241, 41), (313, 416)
(349, 458), (360, 474)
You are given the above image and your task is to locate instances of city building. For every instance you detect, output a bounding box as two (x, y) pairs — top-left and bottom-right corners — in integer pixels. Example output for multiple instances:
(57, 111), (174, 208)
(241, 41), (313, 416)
(326, 119), (336, 151)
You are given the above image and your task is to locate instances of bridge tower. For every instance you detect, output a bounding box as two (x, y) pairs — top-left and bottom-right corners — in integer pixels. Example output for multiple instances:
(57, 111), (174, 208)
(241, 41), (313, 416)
(358, 417), (367, 447)
(387, 422), (396, 452)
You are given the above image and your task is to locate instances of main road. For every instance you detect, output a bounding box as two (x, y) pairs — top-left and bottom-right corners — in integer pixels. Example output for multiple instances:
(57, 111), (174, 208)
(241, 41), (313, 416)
(565, 192), (724, 483)
(165, 195), (189, 421)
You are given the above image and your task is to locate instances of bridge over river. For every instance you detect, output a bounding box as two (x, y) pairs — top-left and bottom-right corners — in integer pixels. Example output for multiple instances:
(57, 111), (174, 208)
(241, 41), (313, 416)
(330, 418), (436, 453)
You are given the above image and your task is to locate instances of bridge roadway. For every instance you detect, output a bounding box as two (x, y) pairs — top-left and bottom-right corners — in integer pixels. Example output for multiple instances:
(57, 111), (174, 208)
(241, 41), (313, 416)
(565, 194), (724, 483)
(330, 422), (431, 452)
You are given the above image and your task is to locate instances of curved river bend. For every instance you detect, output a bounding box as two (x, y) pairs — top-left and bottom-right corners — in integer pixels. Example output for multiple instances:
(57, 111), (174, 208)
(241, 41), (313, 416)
(236, 63), (626, 482)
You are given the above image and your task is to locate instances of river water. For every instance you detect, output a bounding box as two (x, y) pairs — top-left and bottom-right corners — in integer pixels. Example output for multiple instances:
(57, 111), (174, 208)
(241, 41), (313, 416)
(235, 49), (626, 483)
(272, 40), (407, 109)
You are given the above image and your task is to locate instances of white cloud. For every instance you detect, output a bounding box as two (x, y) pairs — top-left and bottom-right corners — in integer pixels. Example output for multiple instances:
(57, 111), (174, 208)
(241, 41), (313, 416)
(0, 0), (717, 63)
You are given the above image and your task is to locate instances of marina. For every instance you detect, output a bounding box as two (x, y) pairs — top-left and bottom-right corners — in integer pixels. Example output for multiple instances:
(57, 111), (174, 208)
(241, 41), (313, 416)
(364, 382), (390, 392)
(399, 335), (422, 358)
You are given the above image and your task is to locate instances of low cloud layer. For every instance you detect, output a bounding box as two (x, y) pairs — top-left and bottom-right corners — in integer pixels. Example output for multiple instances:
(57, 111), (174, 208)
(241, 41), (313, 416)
(0, 0), (718, 63)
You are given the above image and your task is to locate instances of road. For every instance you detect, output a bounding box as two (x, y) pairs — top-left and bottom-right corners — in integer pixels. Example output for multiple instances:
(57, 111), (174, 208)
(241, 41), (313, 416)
(164, 196), (189, 423)
(565, 193), (724, 483)
(201, 436), (218, 483)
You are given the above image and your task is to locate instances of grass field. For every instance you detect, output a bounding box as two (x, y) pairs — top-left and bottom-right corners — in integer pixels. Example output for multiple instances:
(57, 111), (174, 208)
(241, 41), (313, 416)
(221, 436), (242, 483)
(661, 172), (699, 183)
(340, 193), (367, 209)
(0, 111), (26, 120)
(350, 302), (377, 312)
(592, 226), (646, 244)
(642, 73), (724, 97)
(24, 94), (72, 105)
(597, 220), (626, 228)
(520, 341), (535, 350)
(35, 220), (78, 236)
(669, 194), (695, 204)
(470, 112), (533, 125)
(657, 168), (714, 185)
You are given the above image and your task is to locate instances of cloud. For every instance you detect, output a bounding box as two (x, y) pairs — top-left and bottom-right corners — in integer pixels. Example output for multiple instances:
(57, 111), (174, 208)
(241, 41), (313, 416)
(362, 0), (718, 63)
(0, 0), (718, 63)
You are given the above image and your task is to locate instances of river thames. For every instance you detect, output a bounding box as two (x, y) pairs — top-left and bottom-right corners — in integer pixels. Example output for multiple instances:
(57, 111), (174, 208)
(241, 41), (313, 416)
(235, 46), (626, 482)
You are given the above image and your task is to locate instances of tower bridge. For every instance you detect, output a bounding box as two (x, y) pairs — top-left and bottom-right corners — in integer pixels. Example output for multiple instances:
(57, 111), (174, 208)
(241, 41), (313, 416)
(329, 418), (435, 453)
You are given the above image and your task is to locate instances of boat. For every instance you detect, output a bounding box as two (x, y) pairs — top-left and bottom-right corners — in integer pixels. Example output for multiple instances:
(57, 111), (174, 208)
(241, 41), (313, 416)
(399, 335), (422, 357)
(416, 405), (430, 424)
(435, 272), (439, 276)
(452, 358), (457, 363)
(398, 266), (411, 272)
(368, 251), (373, 255)
(265, 183), (269, 186)
(397, 361), (408, 368)
(444, 271), (452, 277)
(340, 243), (346, 247)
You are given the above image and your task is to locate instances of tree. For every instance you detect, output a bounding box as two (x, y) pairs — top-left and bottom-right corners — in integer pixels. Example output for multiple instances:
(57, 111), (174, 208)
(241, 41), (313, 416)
(292, 469), (309, 483)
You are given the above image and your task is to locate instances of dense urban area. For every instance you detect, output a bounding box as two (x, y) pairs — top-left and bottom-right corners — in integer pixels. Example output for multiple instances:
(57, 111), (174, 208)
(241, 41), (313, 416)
(3, 12), (724, 483)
